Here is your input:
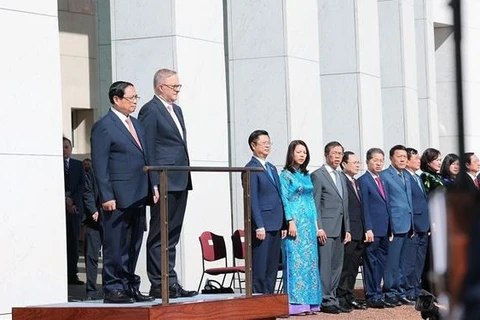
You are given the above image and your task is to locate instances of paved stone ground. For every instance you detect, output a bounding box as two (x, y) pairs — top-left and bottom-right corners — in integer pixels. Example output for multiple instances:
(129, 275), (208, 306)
(286, 305), (423, 320)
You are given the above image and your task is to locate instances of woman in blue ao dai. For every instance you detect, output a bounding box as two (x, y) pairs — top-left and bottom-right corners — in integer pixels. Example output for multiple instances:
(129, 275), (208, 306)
(279, 140), (322, 315)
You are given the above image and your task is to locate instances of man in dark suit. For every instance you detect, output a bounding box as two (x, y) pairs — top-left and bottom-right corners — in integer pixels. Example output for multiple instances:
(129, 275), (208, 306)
(312, 141), (351, 314)
(63, 137), (85, 285)
(91, 81), (158, 303)
(244, 130), (285, 294)
(380, 145), (414, 306)
(456, 152), (480, 193)
(405, 147), (430, 301)
(138, 69), (197, 298)
(337, 151), (368, 311)
(83, 168), (103, 300)
(357, 148), (392, 308)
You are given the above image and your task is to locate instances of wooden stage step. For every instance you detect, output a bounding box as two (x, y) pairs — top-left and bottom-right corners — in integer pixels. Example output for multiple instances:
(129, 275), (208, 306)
(12, 294), (288, 320)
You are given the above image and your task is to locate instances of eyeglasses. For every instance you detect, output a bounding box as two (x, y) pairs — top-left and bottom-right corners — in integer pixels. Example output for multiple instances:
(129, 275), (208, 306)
(162, 84), (182, 91)
(122, 95), (140, 102)
(256, 141), (273, 146)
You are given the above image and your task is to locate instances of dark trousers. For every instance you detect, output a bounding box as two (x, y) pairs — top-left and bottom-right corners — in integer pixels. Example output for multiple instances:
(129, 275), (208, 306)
(66, 212), (81, 279)
(421, 236), (434, 294)
(319, 236), (344, 307)
(364, 236), (389, 301)
(337, 239), (364, 305)
(102, 207), (146, 293)
(252, 230), (281, 294)
(84, 221), (103, 297)
(404, 233), (428, 298)
(384, 233), (410, 299)
(147, 190), (188, 288)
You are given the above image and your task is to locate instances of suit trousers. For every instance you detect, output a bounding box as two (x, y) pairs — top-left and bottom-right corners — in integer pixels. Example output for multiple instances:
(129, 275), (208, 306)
(252, 230), (281, 294)
(319, 236), (344, 306)
(364, 236), (389, 301)
(147, 190), (188, 288)
(384, 233), (410, 299)
(84, 220), (103, 297)
(337, 239), (364, 304)
(66, 211), (81, 278)
(404, 233), (428, 298)
(102, 207), (146, 293)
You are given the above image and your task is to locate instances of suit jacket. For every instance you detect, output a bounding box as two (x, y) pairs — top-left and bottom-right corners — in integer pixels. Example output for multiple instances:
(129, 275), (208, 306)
(244, 157), (284, 231)
(380, 166), (413, 234)
(342, 172), (365, 241)
(138, 96), (192, 192)
(406, 171), (430, 233)
(65, 158), (85, 214)
(357, 172), (390, 237)
(83, 170), (101, 224)
(91, 110), (153, 209)
(311, 165), (350, 238)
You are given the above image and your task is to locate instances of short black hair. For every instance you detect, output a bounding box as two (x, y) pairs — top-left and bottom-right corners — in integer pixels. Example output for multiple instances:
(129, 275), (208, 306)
(108, 81), (134, 104)
(389, 145), (407, 157)
(247, 130), (269, 151)
(340, 151), (355, 170)
(406, 147), (418, 160)
(284, 140), (310, 175)
(464, 152), (475, 166)
(324, 141), (344, 157)
(366, 148), (384, 161)
(440, 153), (459, 179)
(420, 148), (441, 172)
(63, 136), (72, 147)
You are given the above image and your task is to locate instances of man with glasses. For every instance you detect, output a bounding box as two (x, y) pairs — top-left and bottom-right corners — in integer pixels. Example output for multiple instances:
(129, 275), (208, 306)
(139, 69), (197, 298)
(91, 81), (158, 303)
(311, 141), (351, 314)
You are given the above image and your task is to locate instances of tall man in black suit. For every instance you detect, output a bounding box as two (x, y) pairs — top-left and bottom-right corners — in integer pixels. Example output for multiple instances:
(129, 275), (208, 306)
(244, 130), (285, 294)
(138, 69), (197, 298)
(63, 137), (85, 285)
(337, 151), (368, 311)
(405, 148), (430, 301)
(91, 81), (158, 303)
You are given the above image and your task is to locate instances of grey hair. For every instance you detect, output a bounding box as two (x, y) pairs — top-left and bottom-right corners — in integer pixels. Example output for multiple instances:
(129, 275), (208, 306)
(153, 69), (177, 90)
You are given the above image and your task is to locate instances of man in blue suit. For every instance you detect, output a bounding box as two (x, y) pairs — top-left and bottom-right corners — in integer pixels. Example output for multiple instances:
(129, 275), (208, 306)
(244, 130), (285, 294)
(358, 148), (392, 308)
(405, 147), (430, 301)
(380, 145), (414, 306)
(138, 68), (197, 299)
(63, 137), (85, 285)
(91, 81), (158, 303)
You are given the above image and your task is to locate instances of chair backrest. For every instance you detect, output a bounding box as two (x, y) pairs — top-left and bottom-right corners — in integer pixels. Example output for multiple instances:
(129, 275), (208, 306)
(231, 229), (246, 260)
(199, 231), (228, 262)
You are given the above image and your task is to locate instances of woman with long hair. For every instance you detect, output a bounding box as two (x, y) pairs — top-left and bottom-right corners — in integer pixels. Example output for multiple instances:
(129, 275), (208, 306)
(439, 153), (460, 185)
(279, 140), (322, 315)
(420, 148), (444, 193)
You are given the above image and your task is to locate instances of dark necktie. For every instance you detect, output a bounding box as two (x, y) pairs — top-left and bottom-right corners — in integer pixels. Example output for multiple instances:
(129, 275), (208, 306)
(352, 179), (360, 200)
(475, 178), (480, 190)
(375, 176), (386, 199)
(64, 158), (69, 175)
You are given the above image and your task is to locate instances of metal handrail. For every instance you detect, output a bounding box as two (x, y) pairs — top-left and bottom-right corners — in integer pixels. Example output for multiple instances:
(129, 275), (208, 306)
(144, 165), (263, 305)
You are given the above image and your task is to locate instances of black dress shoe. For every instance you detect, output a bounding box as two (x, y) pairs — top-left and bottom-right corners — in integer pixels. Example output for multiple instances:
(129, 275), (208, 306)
(398, 296), (415, 305)
(104, 290), (135, 304)
(85, 295), (101, 301)
(350, 300), (367, 310)
(336, 305), (352, 313)
(68, 276), (84, 285)
(366, 299), (384, 309)
(406, 296), (418, 302)
(321, 305), (340, 314)
(149, 286), (162, 298)
(130, 288), (155, 302)
(169, 283), (198, 298)
(382, 297), (398, 308)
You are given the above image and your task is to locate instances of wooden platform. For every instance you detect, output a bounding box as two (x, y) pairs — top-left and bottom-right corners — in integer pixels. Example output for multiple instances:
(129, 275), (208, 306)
(12, 294), (288, 320)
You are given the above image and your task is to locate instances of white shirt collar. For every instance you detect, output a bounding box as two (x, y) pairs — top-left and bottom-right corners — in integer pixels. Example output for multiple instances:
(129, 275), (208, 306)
(253, 156), (267, 167)
(156, 94), (173, 109)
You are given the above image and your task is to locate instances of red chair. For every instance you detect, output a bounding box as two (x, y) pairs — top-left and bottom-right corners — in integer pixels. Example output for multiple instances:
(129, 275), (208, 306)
(197, 231), (244, 293)
(231, 229), (247, 292)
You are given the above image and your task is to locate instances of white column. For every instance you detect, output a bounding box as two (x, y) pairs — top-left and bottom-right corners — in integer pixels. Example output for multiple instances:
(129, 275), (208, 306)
(378, 0), (420, 149)
(109, 0), (230, 291)
(0, 1), (66, 318)
(414, 0), (440, 150)
(319, 0), (384, 160)
(228, 0), (323, 229)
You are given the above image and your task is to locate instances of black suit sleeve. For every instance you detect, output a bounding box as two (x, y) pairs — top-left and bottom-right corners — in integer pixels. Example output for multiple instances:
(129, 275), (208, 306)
(83, 172), (98, 218)
(138, 104), (160, 189)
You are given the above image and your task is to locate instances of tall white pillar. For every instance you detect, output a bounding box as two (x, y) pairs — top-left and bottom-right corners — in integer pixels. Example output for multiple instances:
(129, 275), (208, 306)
(378, 0), (420, 149)
(109, 0), (231, 291)
(227, 0), (323, 228)
(319, 0), (384, 161)
(0, 1), (67, 318)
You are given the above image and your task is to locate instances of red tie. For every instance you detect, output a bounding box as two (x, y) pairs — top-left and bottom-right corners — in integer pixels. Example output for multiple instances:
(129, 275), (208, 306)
(125, 117), (142, 149)
(375, 176), (386, 199)
(475, 178), (480, 189)
(352, 179), (360, 199)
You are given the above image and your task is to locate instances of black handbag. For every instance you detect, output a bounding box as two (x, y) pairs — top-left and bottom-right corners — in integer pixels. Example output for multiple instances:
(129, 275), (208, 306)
(201, 279), (234, 294)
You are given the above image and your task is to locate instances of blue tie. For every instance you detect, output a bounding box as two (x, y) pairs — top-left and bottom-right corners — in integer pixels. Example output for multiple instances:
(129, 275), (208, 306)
(266, 163), (276, 184)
